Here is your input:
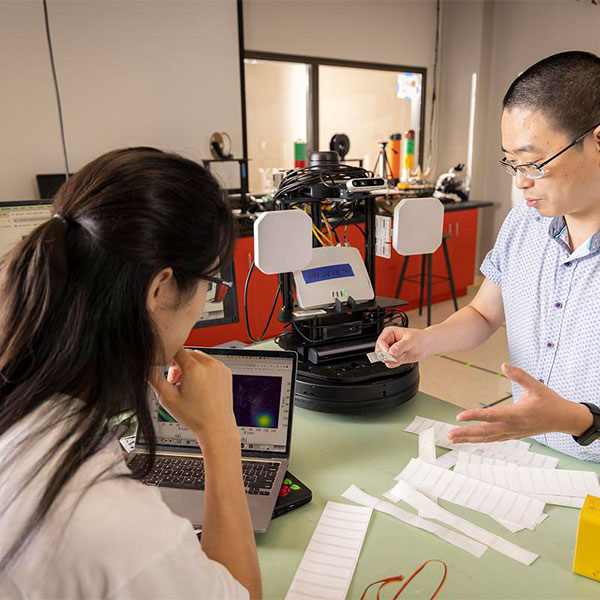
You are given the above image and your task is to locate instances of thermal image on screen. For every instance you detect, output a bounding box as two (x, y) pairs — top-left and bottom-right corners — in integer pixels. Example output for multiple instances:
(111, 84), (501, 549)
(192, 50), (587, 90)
(233, 374), (281, 428)
(158, 405), (177, 423)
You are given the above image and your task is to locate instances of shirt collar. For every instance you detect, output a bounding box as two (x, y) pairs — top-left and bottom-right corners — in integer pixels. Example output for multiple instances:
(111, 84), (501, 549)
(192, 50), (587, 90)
(547, 215), (600, 260)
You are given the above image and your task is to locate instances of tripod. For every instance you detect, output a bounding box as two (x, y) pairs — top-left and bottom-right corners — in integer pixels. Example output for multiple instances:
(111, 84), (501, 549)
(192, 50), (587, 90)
(372, 140), (396, 181)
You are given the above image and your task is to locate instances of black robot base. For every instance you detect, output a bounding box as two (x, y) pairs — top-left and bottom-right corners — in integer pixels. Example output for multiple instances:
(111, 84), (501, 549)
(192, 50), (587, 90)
(292, 356), (419, 413)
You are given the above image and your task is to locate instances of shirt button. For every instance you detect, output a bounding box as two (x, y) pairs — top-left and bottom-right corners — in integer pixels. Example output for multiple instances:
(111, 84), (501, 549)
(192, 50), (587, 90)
(554, 302), (563, 309)
(538, 378), (544, 383)
(547, 342), (554, 348)
(565, 261), (572, 268)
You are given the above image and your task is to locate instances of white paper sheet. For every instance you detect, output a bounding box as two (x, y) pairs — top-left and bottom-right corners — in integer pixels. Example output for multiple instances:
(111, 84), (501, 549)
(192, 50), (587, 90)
(393, 458), (545, 531)
(405, 415), (531, 455)
(342, 485), (487, 558)
(456, 449), (559, 469)
(389, 481), (538, 565)
(418, 427), (437, 464)
(454, 463), (600, 498)
(285, 501), (372, 600)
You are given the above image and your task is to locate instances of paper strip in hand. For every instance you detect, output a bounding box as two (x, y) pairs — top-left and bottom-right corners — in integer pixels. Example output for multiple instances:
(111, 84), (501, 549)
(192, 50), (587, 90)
(342, 485), (486, 558)
(454, 463), (600, 498)
(405, 415), (530, 455)
(456, 449), (559, 469)
(394, 458), (545, 531)
(285, 501), (372, 600)
(389, 481), (538, 565)
(367, 350), (397, 364)
(418, 427), (436, 464)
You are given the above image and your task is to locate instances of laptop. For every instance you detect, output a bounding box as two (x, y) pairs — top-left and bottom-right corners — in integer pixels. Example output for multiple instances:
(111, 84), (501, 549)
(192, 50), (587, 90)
(127, 347), (297, 533)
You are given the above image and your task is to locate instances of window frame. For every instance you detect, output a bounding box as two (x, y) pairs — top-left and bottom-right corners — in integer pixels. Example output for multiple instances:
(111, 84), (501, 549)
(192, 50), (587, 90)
(243, 50), (427, 166)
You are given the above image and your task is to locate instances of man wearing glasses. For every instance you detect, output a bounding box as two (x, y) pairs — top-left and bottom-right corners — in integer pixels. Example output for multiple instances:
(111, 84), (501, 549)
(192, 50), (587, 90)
(377, 51), (600, 460)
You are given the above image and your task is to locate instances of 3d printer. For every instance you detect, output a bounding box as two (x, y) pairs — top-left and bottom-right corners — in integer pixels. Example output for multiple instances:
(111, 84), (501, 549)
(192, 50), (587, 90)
(250, 151), (442, 413)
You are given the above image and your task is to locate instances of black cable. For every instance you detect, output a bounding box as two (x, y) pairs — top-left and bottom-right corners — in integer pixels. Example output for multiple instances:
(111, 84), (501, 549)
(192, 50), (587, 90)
(244, 262), (281, 343)
(292, 321), (317, 343)
(42, 0), (70, 177)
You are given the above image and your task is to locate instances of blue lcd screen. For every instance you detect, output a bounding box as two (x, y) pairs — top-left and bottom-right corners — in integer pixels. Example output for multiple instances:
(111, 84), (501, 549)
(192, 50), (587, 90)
(302, 263), (355, 284)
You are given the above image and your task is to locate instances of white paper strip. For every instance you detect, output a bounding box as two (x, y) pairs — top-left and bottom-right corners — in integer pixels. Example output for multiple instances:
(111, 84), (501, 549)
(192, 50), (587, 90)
(342, 485), (486, 558)
(456, 449), (559, 469)
(494, 512), (548, 533)
(524, 493), (584, 508)
(390, 481), (538, 565)
(434, 450), (460, 470)
(394, 458), (545, 531)
(285, 501), (372, 600)
(454, 463), (600, 498)
(405, 415), (530, 455)
(418, 427), (436, 464)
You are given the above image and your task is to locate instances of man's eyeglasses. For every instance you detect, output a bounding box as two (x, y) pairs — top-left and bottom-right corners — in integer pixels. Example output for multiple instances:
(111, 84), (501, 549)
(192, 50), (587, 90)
(203, 275), (233, 304)
(500, 121), (600, 180)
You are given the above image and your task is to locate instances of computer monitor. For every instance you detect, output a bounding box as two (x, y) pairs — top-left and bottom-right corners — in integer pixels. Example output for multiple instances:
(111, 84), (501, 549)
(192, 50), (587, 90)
(36, 173), (69, 200)
(193, 258), (239, 328)
(0, 200), (53, 258)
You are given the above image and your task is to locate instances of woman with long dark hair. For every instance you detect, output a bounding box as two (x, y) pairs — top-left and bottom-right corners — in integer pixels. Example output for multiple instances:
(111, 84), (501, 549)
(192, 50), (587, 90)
(0, 148), (261, 598)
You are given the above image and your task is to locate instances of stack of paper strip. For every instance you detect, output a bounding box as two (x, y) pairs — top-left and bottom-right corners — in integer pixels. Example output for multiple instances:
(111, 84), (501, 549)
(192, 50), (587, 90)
(285, 501), (372, 600)
(393, 458), (546, 531)
(454, 462), (600, 508)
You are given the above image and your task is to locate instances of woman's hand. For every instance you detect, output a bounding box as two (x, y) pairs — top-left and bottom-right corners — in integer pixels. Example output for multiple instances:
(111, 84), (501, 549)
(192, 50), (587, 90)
(375, 326), (432, 367)
(149, 348), (238, 447)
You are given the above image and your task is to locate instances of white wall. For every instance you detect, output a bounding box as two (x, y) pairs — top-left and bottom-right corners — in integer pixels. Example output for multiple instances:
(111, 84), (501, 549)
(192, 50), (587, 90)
(0, 0), (242, 201)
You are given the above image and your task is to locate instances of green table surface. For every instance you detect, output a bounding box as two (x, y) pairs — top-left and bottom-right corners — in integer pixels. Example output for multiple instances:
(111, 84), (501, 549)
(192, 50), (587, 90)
(255, 388), (600, 599)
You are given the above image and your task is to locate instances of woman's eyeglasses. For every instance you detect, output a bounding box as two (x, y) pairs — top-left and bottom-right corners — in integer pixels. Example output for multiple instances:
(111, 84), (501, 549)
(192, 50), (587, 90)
(500, 121), (600, 180)
(203, 275), (233, 304)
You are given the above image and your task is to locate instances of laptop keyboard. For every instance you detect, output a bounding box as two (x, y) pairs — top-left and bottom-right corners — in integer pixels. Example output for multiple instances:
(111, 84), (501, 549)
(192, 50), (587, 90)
(128, 454), (280, 495)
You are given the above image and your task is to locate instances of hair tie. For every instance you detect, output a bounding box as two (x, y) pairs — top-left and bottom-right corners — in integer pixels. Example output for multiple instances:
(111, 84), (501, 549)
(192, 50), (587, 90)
(53, 213), (68, 226)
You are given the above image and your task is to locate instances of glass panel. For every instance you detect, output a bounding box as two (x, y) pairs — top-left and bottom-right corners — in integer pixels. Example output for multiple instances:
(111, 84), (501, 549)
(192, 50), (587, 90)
(244, 59), (309, 193)
(319, 66), (422, 179)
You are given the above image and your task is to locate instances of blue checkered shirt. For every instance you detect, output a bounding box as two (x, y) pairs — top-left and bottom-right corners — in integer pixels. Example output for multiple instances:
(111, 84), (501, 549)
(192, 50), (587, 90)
(481, 202), (600, 462)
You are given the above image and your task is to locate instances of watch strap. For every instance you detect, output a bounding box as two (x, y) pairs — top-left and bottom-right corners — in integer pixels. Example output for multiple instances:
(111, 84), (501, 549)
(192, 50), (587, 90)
(573, 403), (600, 446)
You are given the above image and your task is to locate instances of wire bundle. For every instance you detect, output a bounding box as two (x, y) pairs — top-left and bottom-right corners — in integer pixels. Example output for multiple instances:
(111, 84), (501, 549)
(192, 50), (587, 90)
(273, 164), (371, 200)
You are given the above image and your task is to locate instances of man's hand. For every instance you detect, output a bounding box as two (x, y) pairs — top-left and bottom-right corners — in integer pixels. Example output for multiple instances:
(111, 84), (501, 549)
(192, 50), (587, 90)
(447, 363), (594, 443)
(375, 326), (432, 367)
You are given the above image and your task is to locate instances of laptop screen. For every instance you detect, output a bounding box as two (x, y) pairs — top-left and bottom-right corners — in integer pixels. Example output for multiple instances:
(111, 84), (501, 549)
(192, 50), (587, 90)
(144, 349), (296, 456)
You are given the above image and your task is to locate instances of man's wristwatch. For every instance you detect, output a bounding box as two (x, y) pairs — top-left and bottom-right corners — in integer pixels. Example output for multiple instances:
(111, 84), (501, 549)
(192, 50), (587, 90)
(573, 403), (600, 446)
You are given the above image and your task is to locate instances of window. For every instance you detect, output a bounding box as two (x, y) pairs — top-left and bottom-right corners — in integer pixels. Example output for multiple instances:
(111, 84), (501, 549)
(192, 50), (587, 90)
(244, 59), (309, 192)
(243, 52), (426, 192)
(319, 66), (422, 173)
